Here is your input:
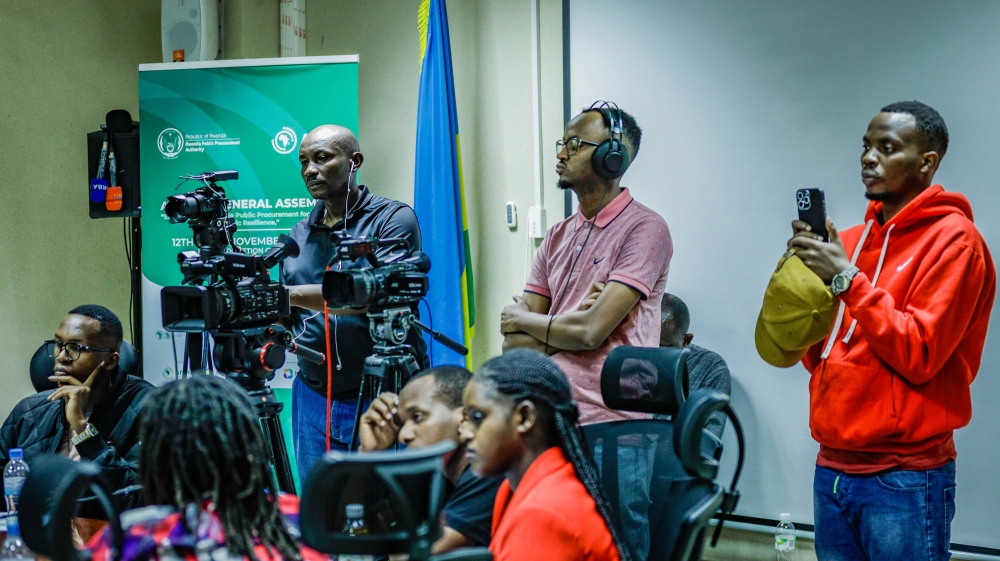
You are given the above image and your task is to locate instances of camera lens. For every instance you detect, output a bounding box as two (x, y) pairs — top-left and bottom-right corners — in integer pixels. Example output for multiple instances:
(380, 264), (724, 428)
(164, 189), (223, 224)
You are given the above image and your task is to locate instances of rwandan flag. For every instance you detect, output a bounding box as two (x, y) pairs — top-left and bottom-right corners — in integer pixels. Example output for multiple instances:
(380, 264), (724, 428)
(414, 0), (475, 368)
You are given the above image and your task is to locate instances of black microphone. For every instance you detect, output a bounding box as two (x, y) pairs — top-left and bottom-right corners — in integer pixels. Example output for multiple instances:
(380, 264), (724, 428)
(105, 109), (134, 134)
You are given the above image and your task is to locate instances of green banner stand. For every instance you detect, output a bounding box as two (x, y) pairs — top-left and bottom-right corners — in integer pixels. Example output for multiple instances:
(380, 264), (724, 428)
(138, 56), (359, 491)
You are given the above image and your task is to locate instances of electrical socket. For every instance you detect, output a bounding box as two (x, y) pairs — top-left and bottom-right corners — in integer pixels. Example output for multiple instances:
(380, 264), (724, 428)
(528, 206), (546, 239)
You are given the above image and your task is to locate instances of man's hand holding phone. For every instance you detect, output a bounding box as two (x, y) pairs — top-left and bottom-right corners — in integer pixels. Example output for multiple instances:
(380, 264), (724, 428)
(787, 217), (851, 284)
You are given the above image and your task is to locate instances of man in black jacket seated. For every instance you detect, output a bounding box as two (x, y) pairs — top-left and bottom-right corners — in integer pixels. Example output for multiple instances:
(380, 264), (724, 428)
(0, 305), (154, 497)
(359, 366), (501, 554)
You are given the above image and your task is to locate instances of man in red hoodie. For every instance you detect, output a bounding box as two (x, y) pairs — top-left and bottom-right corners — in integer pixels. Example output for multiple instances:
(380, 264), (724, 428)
(788, 101), (995, 560)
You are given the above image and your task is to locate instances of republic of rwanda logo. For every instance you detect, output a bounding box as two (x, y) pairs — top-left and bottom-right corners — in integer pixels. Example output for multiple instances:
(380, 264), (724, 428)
(157, 128), (184, 159)
(272, 127), (298, 154)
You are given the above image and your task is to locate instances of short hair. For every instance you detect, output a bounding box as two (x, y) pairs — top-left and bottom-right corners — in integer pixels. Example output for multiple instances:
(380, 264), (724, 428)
(582, 104), (643, 160)
(880, 101), (949, 158)
(68, 304), (123, 350)
(660, 293), (691, 334)
(410, 365), (473, 409)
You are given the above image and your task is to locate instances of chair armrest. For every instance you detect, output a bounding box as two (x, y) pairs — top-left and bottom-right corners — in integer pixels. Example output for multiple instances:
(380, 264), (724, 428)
(431, 547), (493, 561)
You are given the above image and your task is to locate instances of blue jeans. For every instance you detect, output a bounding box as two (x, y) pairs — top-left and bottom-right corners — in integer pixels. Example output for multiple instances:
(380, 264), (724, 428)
(814, 462), (956, 561)
(292, 377), (366, 485)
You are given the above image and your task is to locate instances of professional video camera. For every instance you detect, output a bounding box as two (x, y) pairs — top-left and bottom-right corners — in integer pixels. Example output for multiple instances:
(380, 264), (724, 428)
(322, 232), (430, 308)
(322, 232), (468, 451)
(161, 171), (296, 332)
(159, 170), (318, 493)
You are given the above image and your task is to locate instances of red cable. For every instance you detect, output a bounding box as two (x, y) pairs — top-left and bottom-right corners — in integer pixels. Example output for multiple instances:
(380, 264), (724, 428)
(323, 267), (333, 453)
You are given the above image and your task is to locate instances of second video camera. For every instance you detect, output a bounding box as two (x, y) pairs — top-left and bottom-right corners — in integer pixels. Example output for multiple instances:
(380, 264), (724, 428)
(322, 232), (430, 309)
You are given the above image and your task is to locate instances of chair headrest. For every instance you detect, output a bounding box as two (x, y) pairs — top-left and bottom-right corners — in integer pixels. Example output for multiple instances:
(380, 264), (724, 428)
(673, 389), (730, 480)
(29, 340), (140, 393)
(20, 455), (124, 561)
(300, 440), (455, 558)
(600, 346), (689, 415)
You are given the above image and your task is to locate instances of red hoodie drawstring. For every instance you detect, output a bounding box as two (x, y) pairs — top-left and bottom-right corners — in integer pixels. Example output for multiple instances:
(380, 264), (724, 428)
(822, 219), (874, 359)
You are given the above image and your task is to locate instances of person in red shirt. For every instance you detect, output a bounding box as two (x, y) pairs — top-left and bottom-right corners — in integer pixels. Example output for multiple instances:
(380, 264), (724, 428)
(789, 101), (995, 560)
(459, 348), (629, 561)
(87, 375), (324, 561)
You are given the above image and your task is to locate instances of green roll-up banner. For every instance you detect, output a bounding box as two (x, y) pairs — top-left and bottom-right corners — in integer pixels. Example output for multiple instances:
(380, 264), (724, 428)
(138, 56), (359, 486)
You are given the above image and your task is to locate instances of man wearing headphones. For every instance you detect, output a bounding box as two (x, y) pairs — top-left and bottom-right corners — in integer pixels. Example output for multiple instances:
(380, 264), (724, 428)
(500, 104), (672, 426)
(280, 125), (427, 484)
(501, 104), (671, 560)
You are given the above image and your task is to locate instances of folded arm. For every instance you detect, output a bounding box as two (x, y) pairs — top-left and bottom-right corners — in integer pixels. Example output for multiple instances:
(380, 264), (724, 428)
(501, 281), (641, 351)
(502, 292), (557, 353)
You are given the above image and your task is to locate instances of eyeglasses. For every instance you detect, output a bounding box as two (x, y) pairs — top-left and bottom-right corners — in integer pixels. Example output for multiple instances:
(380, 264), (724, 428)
(556, 137), (601, 156)
(44, 340), (113, 362)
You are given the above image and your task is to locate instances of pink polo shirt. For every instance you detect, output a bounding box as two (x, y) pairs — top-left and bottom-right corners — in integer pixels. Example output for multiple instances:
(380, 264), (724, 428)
(525, 188), (672, 424)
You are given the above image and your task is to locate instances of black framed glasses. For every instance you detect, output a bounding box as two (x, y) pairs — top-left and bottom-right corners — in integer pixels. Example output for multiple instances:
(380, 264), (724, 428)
(44, 340), (113, 362)
(556, 137), (601, 156)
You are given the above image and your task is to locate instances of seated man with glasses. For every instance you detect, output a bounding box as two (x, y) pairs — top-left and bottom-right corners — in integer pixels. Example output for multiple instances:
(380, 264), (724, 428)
(0, 305), (154, 497)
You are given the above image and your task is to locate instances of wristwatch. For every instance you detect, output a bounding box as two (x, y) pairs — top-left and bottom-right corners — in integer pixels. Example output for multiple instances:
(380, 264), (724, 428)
(830, 265), (860, 297)
(71, 423), (99, 446)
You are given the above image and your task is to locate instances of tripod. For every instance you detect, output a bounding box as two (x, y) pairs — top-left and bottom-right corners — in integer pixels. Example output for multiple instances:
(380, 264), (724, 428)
(184, 326), (298, 494)
(347, 307), (470, 451)
(348, 308), (421, 451)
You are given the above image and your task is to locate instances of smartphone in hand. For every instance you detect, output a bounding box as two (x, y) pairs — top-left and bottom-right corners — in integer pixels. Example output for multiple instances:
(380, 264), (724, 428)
(796, 188), (828, 242)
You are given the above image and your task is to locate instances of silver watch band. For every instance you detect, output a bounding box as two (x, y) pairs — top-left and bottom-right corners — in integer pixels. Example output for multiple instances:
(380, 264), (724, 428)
(831, 265), (860, 296)
(71, 423), (98, 446)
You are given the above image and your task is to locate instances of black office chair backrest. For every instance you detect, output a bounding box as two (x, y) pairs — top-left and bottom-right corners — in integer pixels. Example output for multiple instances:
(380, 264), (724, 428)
(19, 455), (125, 561)
(589, 346), (745, 561)
(601, 346), (690, 415)
(583, 416), (724, 561)
(300, 441), (491, 561)
(30, 340), (140, 392)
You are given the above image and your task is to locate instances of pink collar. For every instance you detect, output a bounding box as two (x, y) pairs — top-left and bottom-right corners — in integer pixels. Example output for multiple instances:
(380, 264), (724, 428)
(574, 188), (633, 230)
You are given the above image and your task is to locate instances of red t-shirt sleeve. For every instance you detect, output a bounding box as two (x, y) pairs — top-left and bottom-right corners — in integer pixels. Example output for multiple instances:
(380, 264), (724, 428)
(608, 215), (672, 299)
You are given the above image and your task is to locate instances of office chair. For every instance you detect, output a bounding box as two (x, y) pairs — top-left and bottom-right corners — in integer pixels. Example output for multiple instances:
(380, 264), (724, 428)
(30, 340), (141, 393)
(300, 440), (492, 561)
(583, 346), (744, 561)
(19, 455), (125, 561)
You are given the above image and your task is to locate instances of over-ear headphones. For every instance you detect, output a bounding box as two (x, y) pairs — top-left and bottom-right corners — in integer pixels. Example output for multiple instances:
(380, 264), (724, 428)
(589, 100), (631, 180)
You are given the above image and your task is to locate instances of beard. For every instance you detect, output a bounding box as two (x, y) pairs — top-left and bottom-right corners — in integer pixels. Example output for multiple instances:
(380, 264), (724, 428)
(557, 178), (572, 190)
(864, 172), (924, 204)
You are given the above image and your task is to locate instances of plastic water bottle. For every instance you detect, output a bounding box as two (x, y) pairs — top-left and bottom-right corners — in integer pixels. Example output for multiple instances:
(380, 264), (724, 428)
(1, 518), (31, 560)
(338, 504), (373, 561)
(3, 449), (28, 519)
(775, 512), (796, 560)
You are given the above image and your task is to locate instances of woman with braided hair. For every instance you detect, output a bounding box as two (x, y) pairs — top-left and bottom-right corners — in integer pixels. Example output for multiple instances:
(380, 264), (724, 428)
(87, 375), (324, 561)
(459, 348), (630, 561)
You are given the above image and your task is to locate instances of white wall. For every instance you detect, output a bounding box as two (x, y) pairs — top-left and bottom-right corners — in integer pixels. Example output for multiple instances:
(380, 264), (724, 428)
(570, 0), (1000, 551)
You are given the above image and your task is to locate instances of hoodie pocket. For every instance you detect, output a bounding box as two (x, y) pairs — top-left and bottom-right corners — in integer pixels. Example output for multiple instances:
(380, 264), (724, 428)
(810, 361), (898, 448)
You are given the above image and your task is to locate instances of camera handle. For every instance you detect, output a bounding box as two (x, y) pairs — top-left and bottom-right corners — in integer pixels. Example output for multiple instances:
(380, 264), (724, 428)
(411, 319), (468, 356)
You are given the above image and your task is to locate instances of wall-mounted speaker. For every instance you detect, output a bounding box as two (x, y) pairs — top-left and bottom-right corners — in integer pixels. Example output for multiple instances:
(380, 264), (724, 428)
(161, 0), (220, 62)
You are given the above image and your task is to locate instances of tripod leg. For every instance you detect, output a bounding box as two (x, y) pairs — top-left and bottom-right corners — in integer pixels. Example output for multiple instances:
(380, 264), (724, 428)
(261, 415), (296, 495)
(348, 376), (368, 452)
